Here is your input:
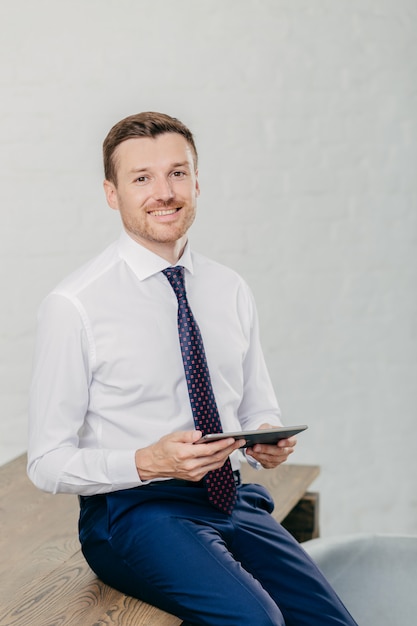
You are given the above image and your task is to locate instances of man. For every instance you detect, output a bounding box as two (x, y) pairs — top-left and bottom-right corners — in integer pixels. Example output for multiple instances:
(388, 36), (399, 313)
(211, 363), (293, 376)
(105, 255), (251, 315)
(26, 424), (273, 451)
(28, 112), (357, 625)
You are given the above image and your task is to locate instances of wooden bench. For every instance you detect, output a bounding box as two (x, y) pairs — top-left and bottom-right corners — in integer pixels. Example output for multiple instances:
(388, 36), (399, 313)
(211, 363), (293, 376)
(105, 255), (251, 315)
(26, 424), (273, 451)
(0, 455), (319, 626)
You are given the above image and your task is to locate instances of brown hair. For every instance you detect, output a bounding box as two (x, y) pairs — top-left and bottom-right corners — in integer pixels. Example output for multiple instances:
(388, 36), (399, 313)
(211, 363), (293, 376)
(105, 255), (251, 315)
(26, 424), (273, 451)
(103, 111), (198, 184)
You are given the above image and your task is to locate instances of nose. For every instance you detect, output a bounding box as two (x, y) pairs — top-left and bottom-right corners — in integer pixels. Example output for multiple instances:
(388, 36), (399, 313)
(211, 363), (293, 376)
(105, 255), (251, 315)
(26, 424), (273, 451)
(153, 176), (174, 202)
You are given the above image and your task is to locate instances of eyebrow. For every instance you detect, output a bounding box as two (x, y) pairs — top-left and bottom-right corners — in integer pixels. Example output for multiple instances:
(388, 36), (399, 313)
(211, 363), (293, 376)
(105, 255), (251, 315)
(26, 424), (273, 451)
(129, 161), (191, 174)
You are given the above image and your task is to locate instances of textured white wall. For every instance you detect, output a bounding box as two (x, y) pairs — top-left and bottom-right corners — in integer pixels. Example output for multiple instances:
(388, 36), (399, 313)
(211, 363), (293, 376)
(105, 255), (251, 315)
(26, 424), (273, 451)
(0, 0), (416, 536)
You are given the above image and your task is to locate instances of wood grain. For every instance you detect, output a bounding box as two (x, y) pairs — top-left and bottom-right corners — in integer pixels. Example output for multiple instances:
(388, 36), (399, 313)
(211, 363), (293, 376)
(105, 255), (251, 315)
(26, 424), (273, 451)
(1, 550), (181, 626)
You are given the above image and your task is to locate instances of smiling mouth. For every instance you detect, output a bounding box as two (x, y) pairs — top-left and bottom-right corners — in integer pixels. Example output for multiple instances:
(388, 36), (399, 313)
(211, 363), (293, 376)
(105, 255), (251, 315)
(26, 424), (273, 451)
(148, 208), (180, 216)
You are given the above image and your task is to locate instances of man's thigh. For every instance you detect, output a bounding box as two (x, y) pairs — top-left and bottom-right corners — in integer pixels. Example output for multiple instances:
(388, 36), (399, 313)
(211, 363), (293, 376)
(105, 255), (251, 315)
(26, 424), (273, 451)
(79, 485), (285, 626)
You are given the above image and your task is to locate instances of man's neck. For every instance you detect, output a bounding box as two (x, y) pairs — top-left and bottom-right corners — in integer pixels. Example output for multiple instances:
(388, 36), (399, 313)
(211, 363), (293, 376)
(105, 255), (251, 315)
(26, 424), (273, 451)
(124, 229), (188, 265)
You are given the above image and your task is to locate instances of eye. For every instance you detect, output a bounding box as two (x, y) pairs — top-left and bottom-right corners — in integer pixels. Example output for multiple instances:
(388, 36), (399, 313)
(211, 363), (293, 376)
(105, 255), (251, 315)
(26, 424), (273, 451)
(135, 175), (148, 184)
(171, 170), (186, 178)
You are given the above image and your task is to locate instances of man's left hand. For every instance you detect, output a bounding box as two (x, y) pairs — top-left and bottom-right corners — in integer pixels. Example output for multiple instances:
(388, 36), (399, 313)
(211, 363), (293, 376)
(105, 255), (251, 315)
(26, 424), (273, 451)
(246, 423), (297, 469)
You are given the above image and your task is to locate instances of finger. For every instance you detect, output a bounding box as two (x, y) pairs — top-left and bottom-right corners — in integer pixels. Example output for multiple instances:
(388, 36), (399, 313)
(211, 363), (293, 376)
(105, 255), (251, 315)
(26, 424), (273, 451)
(191, 445), (241, 467)
(277, 436), (297, 448)
(193, 437), (243, 457)
(174, 429), (204, 443)
(182, 447), (241, 480)
(251, 437), (297, 456)
(198, 455), (237, 474)
(247, 444), (294, 463)
(264, 446), (294, 459)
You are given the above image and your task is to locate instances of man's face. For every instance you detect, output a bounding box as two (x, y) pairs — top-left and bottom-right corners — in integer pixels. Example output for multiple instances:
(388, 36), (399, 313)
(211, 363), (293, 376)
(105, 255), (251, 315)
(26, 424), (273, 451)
(104, 133), (199, 255)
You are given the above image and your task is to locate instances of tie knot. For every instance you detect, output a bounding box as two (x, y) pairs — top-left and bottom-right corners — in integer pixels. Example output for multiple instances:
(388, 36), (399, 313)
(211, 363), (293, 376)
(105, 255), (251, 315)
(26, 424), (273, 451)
(162, 266), (186, 299)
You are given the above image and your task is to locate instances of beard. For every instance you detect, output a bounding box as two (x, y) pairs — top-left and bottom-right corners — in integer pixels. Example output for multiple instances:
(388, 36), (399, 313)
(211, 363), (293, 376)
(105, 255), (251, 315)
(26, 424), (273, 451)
(120, 203), (197, 245)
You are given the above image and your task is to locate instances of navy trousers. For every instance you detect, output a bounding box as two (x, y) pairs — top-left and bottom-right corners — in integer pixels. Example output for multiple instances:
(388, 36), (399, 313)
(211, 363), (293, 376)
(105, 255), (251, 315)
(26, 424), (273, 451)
(79, 480), (358, 626)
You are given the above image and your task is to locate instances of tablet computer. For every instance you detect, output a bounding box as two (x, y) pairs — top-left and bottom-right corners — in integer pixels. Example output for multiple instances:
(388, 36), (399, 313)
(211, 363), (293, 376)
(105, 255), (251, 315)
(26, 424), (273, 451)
(199, 425), (308, 448)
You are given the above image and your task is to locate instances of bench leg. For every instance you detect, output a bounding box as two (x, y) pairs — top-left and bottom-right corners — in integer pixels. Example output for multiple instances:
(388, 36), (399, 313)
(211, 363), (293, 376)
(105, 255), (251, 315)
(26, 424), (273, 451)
(281, 492), (320, 543)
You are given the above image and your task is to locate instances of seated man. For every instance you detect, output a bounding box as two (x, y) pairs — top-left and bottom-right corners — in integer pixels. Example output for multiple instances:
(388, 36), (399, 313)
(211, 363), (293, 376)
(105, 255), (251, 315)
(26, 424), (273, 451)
(28, 111), (357, 626)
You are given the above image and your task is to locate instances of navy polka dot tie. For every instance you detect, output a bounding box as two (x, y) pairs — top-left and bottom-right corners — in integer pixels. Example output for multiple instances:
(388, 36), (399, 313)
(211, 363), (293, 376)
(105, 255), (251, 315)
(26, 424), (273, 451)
(163, 266), (237, 515)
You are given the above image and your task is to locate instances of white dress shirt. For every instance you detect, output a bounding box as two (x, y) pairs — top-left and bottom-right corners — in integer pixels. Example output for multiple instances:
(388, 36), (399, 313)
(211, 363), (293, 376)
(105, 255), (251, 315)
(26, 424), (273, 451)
(28, 231), (282, 495)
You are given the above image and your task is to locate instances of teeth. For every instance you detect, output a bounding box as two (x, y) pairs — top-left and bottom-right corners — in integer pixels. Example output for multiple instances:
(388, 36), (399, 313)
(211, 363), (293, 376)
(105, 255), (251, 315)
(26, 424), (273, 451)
(149, 208), (178, 216)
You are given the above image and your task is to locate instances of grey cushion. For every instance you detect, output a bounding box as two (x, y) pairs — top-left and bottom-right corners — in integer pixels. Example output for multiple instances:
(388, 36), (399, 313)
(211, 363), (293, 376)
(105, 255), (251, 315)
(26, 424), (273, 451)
(303, 533), (417, 626)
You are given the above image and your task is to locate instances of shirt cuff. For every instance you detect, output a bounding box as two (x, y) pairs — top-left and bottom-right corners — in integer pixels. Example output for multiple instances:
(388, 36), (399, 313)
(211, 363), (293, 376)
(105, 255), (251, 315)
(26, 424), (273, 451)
(107, 449), (143, 487)
(242, 449), (262, 470)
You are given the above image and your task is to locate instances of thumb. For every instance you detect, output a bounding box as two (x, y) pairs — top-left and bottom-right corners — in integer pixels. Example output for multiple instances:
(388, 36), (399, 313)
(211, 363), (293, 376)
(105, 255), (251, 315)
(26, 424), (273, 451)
(171, 429), (203, 444)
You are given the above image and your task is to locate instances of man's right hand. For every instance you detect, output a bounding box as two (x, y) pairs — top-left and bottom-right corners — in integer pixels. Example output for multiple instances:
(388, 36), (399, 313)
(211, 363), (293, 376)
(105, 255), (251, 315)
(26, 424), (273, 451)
(135, 429), (243, 482)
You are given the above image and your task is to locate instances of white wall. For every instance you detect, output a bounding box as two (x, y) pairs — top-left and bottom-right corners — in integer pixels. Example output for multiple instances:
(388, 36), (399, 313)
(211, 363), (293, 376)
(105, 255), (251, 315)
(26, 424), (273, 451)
(0, 0), (416, 536)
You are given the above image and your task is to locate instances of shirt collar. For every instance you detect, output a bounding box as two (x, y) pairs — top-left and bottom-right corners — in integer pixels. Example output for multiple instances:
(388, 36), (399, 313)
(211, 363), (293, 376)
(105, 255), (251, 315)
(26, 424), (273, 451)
(117, 230), (194, 281)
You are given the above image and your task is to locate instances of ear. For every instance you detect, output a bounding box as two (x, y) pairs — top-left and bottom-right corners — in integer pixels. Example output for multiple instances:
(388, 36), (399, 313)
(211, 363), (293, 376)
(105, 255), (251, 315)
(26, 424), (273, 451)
(195, 170), (200, 197)
(103, 179), (119, 211)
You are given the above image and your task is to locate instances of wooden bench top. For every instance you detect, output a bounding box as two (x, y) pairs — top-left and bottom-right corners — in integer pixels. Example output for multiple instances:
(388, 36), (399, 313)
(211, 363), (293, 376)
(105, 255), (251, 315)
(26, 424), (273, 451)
(0, 454), (319, 626)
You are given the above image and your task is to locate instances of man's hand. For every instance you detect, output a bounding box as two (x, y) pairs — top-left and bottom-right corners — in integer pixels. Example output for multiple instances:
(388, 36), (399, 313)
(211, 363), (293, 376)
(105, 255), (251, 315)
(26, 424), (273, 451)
(246, 422), (297, 469)
(135, 430), (243, 482)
